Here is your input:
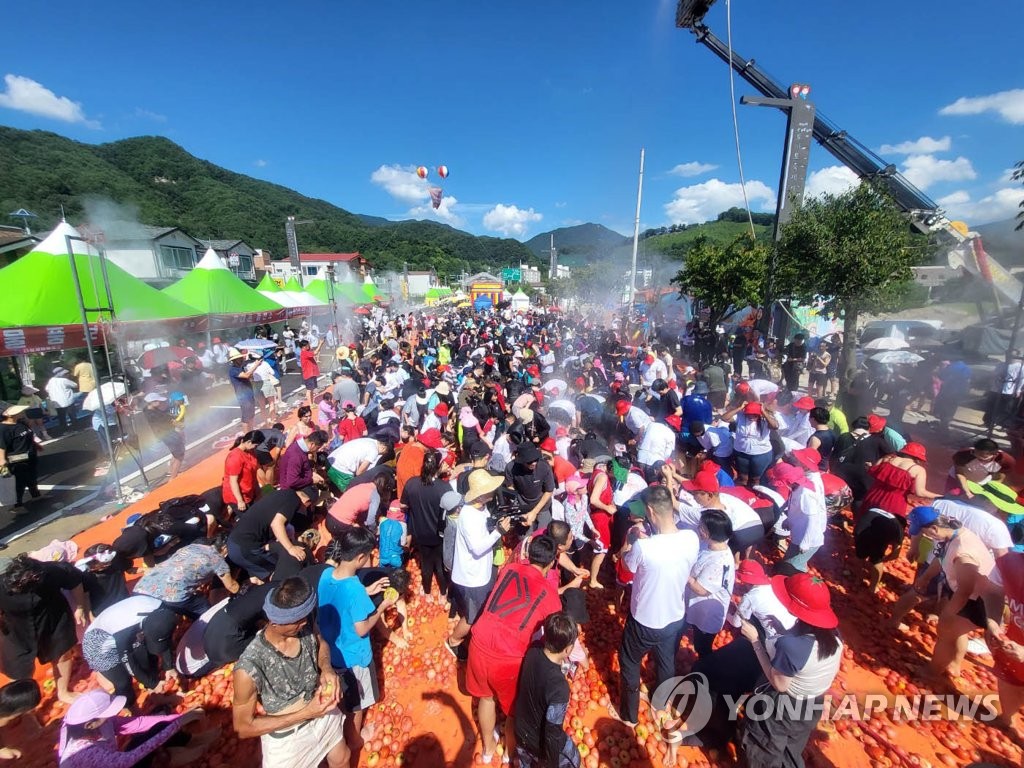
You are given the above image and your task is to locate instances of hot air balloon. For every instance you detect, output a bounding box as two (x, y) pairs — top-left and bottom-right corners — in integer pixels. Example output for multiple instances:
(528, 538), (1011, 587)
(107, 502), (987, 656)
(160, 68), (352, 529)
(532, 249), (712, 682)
(416, 166), (428, 179)
(437, 165), (449, 179)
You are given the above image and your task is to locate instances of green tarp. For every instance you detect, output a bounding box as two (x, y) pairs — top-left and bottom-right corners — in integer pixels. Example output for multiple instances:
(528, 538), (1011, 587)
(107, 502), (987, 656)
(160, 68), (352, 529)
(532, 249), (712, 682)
(163, 248), (281, 314)
(0, 222), (202, 326)
(256, 273), (281, 292)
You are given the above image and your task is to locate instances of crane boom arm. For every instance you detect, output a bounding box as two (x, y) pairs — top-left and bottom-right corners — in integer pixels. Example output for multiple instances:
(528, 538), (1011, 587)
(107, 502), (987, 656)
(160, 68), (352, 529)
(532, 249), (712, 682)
(690, 24), (940, 218)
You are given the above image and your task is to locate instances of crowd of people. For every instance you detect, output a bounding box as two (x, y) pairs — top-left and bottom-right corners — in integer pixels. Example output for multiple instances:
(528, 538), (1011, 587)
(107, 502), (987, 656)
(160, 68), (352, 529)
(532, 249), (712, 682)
(1, 304), (1023, 768)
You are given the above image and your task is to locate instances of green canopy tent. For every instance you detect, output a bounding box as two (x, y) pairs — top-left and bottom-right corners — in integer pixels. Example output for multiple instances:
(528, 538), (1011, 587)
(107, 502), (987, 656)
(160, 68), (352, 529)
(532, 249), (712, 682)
(282, 276), (326, 308)
(163, 248), (284, 315)
(335, 281), (369, 305)
(361, 275), (385, 303)
(0, 222), (204, 355)
(255, 273), (301, 308)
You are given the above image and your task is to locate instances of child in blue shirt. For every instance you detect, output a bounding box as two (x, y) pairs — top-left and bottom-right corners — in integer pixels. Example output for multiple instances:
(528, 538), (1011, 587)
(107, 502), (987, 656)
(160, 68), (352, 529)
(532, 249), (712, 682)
(377, 502), (409, 569)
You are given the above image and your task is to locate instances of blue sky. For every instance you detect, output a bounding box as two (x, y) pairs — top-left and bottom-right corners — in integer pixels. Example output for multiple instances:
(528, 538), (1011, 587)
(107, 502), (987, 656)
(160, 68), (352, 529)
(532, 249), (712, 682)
(2, 0), (1022, 240)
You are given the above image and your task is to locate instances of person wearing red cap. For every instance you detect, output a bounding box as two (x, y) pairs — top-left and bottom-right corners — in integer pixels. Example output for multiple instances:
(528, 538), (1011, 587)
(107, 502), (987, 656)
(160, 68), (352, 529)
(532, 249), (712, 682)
(638, 351), (667, 389)
(860, 441), (937, 522)
(721, 399), (778, 486)
(737, 573), (842, 766)
(734, 378), (779, 406)
(539, 438), (574, 486)
(776, 450), (828, 574)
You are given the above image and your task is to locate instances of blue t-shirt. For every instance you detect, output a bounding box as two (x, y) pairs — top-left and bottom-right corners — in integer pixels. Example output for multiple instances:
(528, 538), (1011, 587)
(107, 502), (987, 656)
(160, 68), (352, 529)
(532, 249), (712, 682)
(229, 363), (255, 402)
(378, 518), (406, 568)
(317, 570), (374, 668)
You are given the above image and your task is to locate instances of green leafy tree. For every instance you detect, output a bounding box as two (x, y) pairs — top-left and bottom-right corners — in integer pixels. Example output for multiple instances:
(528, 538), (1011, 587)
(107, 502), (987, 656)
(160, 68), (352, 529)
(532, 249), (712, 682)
(775, 183), (926, 389)
(670, 234), (769, 326)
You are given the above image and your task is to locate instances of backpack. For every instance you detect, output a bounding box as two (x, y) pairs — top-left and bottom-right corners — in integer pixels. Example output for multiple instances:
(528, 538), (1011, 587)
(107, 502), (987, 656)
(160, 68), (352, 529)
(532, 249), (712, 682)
(158, 494), (211, 522)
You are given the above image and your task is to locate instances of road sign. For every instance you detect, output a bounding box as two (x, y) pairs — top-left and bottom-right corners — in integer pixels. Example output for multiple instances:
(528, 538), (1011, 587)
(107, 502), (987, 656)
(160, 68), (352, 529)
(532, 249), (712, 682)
(502, 267), (521, 282)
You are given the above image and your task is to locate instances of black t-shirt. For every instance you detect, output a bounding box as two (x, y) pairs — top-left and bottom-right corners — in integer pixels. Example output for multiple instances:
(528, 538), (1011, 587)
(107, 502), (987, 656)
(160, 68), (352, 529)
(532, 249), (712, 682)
(222, 582), (274, 628)
(144, 407), (176, 439)
(0, 562), (82, 675)
(506, 459), (555, 509)
(0, 422), (35, 456)
(514, 645), (571, 768)
(81, 558), (131, 615)
(229, 489), (303, 552)
(811, 429), (837, 470)
(401, 477), (448, 546)
(784, 343), (808, 363)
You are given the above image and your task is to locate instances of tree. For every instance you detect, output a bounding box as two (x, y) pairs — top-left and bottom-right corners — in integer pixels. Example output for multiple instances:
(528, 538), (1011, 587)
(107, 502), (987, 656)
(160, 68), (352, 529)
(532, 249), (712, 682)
(670, 234), (769, 327)
(774, 183), (926, 390)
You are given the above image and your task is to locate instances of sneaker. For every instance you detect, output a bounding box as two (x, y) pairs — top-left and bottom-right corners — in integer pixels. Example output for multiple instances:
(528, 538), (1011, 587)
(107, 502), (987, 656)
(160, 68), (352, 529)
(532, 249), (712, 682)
(444, 640), (459, 659)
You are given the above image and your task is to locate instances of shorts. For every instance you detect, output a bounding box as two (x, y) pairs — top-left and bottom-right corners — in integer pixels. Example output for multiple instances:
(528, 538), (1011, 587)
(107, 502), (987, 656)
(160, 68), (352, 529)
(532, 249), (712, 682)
(255, 449), (274, 467)
(260, 379), (277, 398)
(466, 642), (520, 714)
(808, 372), (828, 387)
(339, 663), (379, 712)
(940, 584), (987, 629)
(590, 510), (612, 554)
(25, 407), (44, 420)
(451, 581), (493, 625)
(239, 399), (256, 424)
(162, 431), (186, 460)
(854, 508), (906, 564)
(304, 376), (319, 392)
(326, 467), (354, 493)
(709, 391), (727, 410)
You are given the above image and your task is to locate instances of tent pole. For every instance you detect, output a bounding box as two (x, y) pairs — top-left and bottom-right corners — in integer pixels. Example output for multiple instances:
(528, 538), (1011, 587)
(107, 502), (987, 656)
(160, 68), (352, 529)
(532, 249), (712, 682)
(66, 234), (125, 504)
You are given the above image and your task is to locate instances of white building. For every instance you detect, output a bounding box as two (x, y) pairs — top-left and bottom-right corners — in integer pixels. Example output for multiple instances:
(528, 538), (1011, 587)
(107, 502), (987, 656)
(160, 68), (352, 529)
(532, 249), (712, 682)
(99, 225), (204, 284)
(405, 269), (438, 298)
(519, 263), (542, 285)
(202, 239), (257, 281)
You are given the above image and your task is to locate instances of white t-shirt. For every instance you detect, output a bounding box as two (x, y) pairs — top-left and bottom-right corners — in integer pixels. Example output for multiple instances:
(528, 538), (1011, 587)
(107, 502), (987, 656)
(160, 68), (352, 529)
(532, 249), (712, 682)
(452, 503), (502, 588)
(625, 406), (652, 435)
(731, 585), (797, 638)
(698, 425), (734, 458)
(748, 379), (779, 399)
(547, 399), (577, 420)
(328, 438), (381, 475)
(721, 493), (764, 533)
(88, 594), (162, 634)
(45, 377), (78, 408)
(637, 422), (677, 466)
(685, 547), (735, 634)
(933, 498), (1013, 554)
(733, 414), (772, 455)
(622, 529), (700, 629)
(640, 359), (668, 386)
(786, 484), (827, 551)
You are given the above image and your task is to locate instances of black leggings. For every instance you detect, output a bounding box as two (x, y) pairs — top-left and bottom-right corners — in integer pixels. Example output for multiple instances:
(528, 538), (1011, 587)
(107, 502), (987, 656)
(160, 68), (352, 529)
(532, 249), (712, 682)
(416, 543), (447, 596)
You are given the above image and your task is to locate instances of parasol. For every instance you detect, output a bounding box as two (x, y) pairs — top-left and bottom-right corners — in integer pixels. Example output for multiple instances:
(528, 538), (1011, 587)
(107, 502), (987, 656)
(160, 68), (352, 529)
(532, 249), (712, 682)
(82, 381), (129, 411)
(863, 337), (909, 351)
(138, 346), (195, 369)
(870, 351), (924, 365)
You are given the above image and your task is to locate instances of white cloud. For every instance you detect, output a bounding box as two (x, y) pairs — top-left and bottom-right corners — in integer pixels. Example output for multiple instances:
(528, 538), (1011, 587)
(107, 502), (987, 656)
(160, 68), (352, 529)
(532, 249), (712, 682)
(554, 201), (567, 208)
(879, 135), (951, 155)
(804, 166), (861, 199)
(669, 161), (719, 178)
(939, 88), (1024, 124)
(370, 164), (431, 204)
(663, 178), (775, 225)
(482, 204), (543, 238)
(408, 193), (465, 227)
(901, 154), (977, 190)
(0, 74), (100, 128)
(938, 187), (1024, 225)
(133, 107), (166, 123)
(253, 159), (268, 168)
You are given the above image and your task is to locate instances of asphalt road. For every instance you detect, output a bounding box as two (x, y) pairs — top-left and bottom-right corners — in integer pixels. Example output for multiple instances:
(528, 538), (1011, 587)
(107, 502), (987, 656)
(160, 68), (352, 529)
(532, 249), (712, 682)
(0, 367), (312, 544)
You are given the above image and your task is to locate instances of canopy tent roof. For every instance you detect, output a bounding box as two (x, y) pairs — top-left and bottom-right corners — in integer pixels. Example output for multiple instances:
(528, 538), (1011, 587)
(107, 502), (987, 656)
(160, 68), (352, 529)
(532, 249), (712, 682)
(336, 282), (369, 304)
(256, 273), (281, 292)
(163, 248), (282, 314)
(282, 276), (327, 307)
(424, 286), (453, 300)
(362, 275), (385, 303)
(304, 278), (339, 304)
(0, 222), (203, 326)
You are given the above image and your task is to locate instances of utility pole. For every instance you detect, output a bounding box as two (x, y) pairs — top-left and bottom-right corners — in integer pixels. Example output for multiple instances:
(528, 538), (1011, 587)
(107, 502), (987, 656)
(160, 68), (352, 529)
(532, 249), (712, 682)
(547, 234), (557, 280)
(628, 147), (645, 308)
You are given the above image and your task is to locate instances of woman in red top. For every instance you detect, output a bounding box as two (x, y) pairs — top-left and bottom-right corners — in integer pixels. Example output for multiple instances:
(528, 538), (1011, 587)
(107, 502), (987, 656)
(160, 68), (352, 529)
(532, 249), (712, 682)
(855, 442), (938, 593)
(221, 430), (264, 515)
(586, 456), (616, 589)
(336, 401), (367, 443)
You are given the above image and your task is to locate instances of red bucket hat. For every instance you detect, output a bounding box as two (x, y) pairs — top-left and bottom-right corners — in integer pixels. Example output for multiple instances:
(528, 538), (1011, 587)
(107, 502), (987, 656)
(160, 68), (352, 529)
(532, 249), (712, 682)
(417, 429), (443, 450)
(771, 573), (839, 629)
(683, 471), (720, 495)
(867, 414), (886, 434)
(743, 402), (763, 416)
(791, 447), (821, 472)
(899, 442), (928, 463)
(736, 560), (771, 586)
(615, 400), (631, 416)
(792, 396), (815, 410)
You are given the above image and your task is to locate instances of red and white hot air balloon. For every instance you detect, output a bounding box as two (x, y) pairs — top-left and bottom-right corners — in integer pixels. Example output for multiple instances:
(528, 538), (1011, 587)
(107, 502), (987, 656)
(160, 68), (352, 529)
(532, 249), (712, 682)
(437, 165), (449, 179)
(416, 166), (428, 179)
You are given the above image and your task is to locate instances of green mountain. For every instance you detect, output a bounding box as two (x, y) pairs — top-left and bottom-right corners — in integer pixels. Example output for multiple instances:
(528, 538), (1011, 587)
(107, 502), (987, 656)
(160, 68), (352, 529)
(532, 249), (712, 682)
(0, 127), (537, 279)
(642, 209), (774, 259)
(525, 223), (629, 264)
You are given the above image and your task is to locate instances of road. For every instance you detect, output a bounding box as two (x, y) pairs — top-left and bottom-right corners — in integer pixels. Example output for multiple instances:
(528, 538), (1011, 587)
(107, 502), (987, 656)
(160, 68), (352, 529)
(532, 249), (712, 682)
(0, 367), (313, 545)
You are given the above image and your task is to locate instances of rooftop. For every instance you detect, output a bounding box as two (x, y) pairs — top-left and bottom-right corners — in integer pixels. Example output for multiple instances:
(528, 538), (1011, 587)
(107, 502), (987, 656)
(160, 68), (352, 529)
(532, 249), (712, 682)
(299, 253), (362, 263)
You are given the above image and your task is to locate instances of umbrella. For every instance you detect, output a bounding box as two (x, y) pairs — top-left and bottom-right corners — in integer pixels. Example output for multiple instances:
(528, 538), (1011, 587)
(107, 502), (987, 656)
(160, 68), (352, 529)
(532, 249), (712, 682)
(541, 378), (568, 395)
(82, 381), (128, 411)
(863, 337), (909, 351)
(353, 306), (371, 316)
(138, 346), (195, 369)
(870, 351), (924, 365)
(234, 338), (277, 351)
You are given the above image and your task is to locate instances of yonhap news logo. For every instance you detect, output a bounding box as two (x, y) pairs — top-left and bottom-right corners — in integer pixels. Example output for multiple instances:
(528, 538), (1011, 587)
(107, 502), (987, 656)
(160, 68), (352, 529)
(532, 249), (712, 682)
(650, 673), (715, 738)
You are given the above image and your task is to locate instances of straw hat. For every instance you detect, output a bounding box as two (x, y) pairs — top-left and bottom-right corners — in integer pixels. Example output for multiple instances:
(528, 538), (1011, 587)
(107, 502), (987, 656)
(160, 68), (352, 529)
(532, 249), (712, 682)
(463, 469), (504, 503)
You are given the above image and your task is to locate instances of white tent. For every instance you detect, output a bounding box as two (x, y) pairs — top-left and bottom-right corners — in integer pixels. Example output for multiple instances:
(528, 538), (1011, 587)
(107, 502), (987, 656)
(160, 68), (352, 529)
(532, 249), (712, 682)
(511, 289), (530, 313)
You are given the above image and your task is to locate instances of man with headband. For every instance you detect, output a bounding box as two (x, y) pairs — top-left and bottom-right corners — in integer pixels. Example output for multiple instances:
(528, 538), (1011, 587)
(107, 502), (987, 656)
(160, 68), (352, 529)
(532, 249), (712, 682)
(232, 577), (349, 768)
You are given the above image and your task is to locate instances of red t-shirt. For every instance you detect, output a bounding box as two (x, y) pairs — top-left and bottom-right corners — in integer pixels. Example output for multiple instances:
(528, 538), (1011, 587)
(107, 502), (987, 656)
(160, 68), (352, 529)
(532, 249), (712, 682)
(992, 552), (1024, 685)
(222, 448), (259, 504)
(551, 455), (575, 485)
(337, 417), (367, 443)
(300, 348), (319, 379)
(470, 562), (562, 658)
